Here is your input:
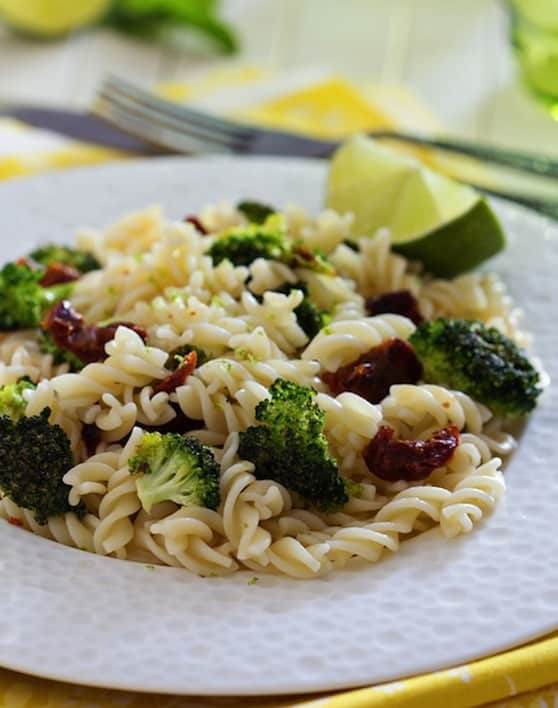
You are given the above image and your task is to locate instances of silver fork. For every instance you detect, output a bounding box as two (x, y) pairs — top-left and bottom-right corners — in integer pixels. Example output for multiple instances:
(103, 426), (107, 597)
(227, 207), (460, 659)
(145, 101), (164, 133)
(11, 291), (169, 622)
(94, 75), (558, 220)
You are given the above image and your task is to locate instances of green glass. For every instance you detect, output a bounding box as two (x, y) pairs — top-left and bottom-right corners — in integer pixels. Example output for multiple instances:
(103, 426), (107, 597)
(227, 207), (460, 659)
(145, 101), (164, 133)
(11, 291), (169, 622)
(509, 0), (558, 110)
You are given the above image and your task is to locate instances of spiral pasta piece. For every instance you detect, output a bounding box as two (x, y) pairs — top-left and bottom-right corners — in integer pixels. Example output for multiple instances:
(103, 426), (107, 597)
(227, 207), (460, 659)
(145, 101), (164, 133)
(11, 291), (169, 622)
(287, 206), (353, 254)
(0, 331), (70, 385)
(149, 507), (238, 576)
(381, 384), (491, 436)
(0, 496), (99, 552)
(440, 458), (505, 537)
(316, 391), (382, 474)
(302, 314), (416, 371)
(49, 327), (169, 409)
(63, 450), (121, 508)
(331, 229), (422, 297)
(247, 258), (297, 295)
(76, 205), (164, 262)
(92, 465), (142, 557)
(129, 503), (182, 566)
(239, 290), (308, 354)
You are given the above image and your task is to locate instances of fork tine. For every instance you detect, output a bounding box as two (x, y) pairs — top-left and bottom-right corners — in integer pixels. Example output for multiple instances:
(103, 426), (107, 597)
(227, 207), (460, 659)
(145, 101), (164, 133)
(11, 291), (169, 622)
(103, 75), (253, 142)
(99, 79), (249, 150)
(97, 83), (242, 152)
(95, 94), (234, 155)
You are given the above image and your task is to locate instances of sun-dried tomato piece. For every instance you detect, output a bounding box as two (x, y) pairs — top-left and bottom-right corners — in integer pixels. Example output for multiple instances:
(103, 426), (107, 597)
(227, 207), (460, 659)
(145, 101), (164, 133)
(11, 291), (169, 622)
(16, 257), (37, 269)
(184, 215), (207, 234)
(7, 516), (23, 527)
(323, 338), (422, 404)
(364, 424), (460, 482)
(365, 290), (424, 325)
(42, 301), (147, 365)
(38, 262), (81, 287)
(154, 351), (197, 394)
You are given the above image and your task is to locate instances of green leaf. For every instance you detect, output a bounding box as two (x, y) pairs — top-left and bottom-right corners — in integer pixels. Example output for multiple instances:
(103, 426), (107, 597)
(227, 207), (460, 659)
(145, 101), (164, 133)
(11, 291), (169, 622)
(106, 0), (238, 54)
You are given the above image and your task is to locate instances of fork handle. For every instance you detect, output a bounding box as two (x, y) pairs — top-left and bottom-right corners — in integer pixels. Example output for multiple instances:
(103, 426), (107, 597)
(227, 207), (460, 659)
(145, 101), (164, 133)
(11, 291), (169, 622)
(472, 184), (558, 220)
(371, 131), (558, 180)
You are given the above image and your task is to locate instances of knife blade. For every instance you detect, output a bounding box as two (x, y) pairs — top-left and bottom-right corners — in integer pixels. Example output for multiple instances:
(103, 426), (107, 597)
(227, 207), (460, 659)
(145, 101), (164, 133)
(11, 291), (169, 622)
(0, 105), (167, 155)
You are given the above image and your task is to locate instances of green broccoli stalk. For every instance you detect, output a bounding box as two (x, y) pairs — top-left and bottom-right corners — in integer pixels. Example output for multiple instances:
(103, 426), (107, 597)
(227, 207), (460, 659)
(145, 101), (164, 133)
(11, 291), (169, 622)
(207, 215), (334, 274)
(38, 330), (85, 372)
(28, 245), (100, 274)
(0, 262), (75, 331)
(129, 432), (220, 512)
(409, 318), (542, 418)
(237, 200), (276, 224)
(272, 281), (329, 339)
(238, 378), (348, 511)
(0, 408), (82, 523)
(0, 379), (36, 421)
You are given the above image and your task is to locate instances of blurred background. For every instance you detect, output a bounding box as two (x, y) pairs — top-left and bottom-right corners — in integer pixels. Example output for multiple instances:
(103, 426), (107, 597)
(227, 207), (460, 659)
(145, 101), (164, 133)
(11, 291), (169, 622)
(0, 0), (557, 166)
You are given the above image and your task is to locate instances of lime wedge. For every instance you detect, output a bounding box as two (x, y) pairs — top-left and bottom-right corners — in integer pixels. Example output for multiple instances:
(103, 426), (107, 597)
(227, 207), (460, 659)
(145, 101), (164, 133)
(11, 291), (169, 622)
(0, 0), (110, 37)
(326, 134), (506, 278)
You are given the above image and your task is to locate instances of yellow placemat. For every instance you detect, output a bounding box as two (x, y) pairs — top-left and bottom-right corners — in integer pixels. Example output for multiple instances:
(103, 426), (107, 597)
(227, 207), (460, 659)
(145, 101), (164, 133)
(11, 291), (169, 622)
(0, 69), (554, 708)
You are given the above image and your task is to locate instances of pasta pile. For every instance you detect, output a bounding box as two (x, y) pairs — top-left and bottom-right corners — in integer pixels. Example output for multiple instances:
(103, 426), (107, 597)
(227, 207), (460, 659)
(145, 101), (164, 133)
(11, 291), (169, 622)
(0, 203), (525, 578)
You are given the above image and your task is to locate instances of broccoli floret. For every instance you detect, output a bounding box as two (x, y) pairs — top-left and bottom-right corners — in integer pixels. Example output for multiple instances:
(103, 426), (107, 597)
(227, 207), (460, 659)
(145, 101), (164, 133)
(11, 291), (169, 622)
(293, 297), (324, 339)
(273, 281), (329, 339)
(38, 330), (85, 372)
(0, 408), (81, 523)
(0, 262), (74, 331)
(129, 432), (220, 512)
(237, 200), (275, 224)
(208, 223), (290, 267)
(409, 318), (542, 418)
(238, 378), (347, 511)
(208, 215), (334, 274)
(343, 477), (363, 499)
(0, 379), (36, 421)
(28, 245), (100, 274)
(166, 344), (209, 371)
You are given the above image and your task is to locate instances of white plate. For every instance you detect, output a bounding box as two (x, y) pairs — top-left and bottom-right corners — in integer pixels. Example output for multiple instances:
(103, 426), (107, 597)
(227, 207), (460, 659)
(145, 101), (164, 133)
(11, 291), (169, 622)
(0, 157), (556, 697)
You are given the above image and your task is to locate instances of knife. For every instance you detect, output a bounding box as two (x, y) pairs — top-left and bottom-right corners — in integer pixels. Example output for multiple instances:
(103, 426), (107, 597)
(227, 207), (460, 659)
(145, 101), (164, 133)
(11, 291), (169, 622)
(0, 105), (166, 155)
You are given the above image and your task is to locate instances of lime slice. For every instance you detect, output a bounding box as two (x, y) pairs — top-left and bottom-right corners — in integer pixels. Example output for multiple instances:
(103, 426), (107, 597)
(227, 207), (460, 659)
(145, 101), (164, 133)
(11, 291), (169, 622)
(511, 0), (558, 31)
(0, 0), (110, 37)
(326, 134), (505, 278)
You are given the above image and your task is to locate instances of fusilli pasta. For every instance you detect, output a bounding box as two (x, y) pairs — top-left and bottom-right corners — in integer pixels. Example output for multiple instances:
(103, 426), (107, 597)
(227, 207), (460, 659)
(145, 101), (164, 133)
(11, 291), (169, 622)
(0, 202), (538, 579)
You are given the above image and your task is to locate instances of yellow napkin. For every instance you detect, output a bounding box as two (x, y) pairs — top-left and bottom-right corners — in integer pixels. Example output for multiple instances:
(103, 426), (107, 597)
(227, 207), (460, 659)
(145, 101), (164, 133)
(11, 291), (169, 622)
(0, 69), (554, 708)
(0, 117), (128, 180)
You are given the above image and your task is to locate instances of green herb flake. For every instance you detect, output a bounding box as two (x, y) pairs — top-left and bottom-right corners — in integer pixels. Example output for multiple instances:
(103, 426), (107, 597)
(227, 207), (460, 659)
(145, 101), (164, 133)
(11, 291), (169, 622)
(234, 348), (255, 363)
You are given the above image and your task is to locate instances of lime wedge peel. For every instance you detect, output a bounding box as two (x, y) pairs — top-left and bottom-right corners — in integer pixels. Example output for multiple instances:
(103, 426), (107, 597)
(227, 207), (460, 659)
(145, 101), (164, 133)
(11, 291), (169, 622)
(326, 134), (506, 279)
(0, 0), (110, 36)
